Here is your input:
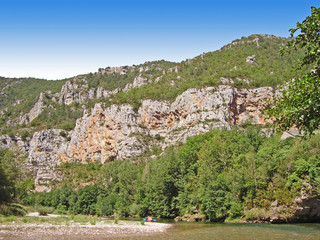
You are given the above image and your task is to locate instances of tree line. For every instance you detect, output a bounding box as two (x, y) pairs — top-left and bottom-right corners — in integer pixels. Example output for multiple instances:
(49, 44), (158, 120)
(20, 127), (320, 221)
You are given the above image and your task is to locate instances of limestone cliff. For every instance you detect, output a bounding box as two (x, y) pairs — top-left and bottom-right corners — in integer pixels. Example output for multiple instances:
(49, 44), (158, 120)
(61, 104), (146, 163)
(19, 92), (46, 124)
(25, 85), (276, 191)
(28, 130), (67, 192)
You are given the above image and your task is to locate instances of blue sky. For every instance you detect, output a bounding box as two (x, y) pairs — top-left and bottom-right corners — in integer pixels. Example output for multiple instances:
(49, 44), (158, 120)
(0, 0), (319, 80)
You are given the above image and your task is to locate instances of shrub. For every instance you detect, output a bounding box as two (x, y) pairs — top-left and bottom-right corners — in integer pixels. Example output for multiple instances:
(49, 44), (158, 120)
(20, 130), (30, 141)
(59, 131), (67, 138)
(37, 206), (54, 216)
(61, 122), (75, 131)
(0, 203), (27, 216)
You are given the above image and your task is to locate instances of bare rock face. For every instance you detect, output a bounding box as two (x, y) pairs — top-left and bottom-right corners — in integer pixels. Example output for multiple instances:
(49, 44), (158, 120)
(140, 86), (232, 129)
(58, 86), (235, 165)
(61, 104), (146, 163)
(229, 87), (274, 125)
(96, 87), (111, 99)
(28, 129), (67, 192)
(26, 85), (276, 191)
(98, 66), (134, 75)
(246, 55), (257, 64)
(58, 79), (122, 105)
(140, 86), (233, 147)
(0, 135), (29, 152)
(57, 85), (271, 164)
(58, 78), (91, 105)
(19, 92), (46, 124)
(123, 75), (152, 92)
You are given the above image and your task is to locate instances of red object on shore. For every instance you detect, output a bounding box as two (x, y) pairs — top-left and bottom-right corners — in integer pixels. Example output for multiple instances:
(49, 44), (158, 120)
(143, 216), (157, 222)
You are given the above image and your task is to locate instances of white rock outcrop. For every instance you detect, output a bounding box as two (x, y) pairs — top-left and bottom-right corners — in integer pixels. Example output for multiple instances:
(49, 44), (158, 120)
(28, 129), (67, 192)
(26, 85), (276, 191)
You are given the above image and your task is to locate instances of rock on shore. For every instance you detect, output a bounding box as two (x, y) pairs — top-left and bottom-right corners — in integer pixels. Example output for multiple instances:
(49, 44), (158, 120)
(0, 221), (172, 240)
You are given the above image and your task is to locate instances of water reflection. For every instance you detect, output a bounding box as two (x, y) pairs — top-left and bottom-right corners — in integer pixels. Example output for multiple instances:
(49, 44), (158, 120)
(126, 223), (320, 240)
(2, 221), (320, 240)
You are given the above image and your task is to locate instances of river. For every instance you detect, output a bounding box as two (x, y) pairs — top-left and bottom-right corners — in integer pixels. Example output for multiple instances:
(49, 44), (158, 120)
(128, 222), (320, 240)
(1, 221), (320, 239)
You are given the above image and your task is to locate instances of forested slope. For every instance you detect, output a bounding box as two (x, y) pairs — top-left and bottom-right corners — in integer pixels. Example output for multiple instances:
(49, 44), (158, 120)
(22, 127), (320, 222)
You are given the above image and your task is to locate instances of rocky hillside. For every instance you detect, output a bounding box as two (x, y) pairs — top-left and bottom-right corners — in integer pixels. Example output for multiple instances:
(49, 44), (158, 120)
(0, 34), (304, 191)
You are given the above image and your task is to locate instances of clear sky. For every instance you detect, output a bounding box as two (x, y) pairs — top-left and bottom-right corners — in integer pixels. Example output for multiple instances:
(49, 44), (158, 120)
(0, 0), (319, 80)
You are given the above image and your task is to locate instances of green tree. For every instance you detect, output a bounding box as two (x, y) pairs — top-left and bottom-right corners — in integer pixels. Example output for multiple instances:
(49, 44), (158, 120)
(74, 185), (99, 214)
(268, 6), (320, 135)
(0, 165), (11, 203)
(142, 148), (180, 218)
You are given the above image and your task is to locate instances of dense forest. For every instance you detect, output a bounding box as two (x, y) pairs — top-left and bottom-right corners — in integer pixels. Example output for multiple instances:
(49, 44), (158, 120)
(1, 127), (319, 222)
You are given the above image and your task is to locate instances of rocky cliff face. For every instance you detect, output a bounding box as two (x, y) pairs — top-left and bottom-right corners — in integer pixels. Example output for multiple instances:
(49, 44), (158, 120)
(0, 135), (29, 152)
(15, 71), (153, 125)
(28, 130), (67, 192)
(61, 104), (146, 163)
(229, 87), (274, 125)
(139, 85), (233, 147)
(25, 85), (275, 191)
(19, 92), (46, 124)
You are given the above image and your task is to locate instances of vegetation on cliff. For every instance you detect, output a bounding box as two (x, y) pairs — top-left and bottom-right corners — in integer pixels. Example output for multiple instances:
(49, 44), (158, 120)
(108, 34), (305, 109)
(0, 34), (304, 135)
(0, 77), (66, 117)
(17, 127), (319, 222)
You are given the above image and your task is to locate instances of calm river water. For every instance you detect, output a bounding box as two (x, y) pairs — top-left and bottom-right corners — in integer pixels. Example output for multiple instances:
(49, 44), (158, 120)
(128, 222), (320, 240)
(2, 221), (320, 239)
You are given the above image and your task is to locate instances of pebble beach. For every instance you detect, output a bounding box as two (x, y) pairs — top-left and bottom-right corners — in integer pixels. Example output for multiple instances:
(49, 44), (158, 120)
(0, 220), (172, 240)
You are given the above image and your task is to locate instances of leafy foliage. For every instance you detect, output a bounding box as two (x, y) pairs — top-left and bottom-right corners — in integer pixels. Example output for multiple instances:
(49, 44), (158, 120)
(32, 103), (82, 130)
(25, 128), (320, 221)
(0, 149), (33, 205)
(268, 7), (320, 135)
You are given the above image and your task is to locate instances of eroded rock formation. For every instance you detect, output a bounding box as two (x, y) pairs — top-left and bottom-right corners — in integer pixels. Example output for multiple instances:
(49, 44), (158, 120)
(28, 130), (67, 192)
(61, 104), (146, 163)
(24, 85), (276, 191)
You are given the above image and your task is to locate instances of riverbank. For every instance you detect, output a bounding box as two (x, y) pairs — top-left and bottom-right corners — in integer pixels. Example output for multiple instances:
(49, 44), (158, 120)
(0, 218), (172, 240)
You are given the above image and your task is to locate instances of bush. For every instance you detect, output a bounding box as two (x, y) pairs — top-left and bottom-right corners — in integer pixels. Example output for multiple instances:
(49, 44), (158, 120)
(294, 159), (310, 178)
(0, 203), (27, 216)
(30, 120), (40, 127)
(155, 134), (161, 141)
(20, 130), (30, 141)
(59, 131), (67, 138)
(61, 122), (75, 131)
(37, 206), (54, 216)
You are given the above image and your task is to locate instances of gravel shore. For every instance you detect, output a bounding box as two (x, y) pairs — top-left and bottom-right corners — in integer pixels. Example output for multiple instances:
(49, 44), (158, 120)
(0, 221), (172, 240)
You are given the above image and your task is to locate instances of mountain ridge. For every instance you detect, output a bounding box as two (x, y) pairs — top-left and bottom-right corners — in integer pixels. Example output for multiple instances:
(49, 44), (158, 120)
(0, 34), (303, 131)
